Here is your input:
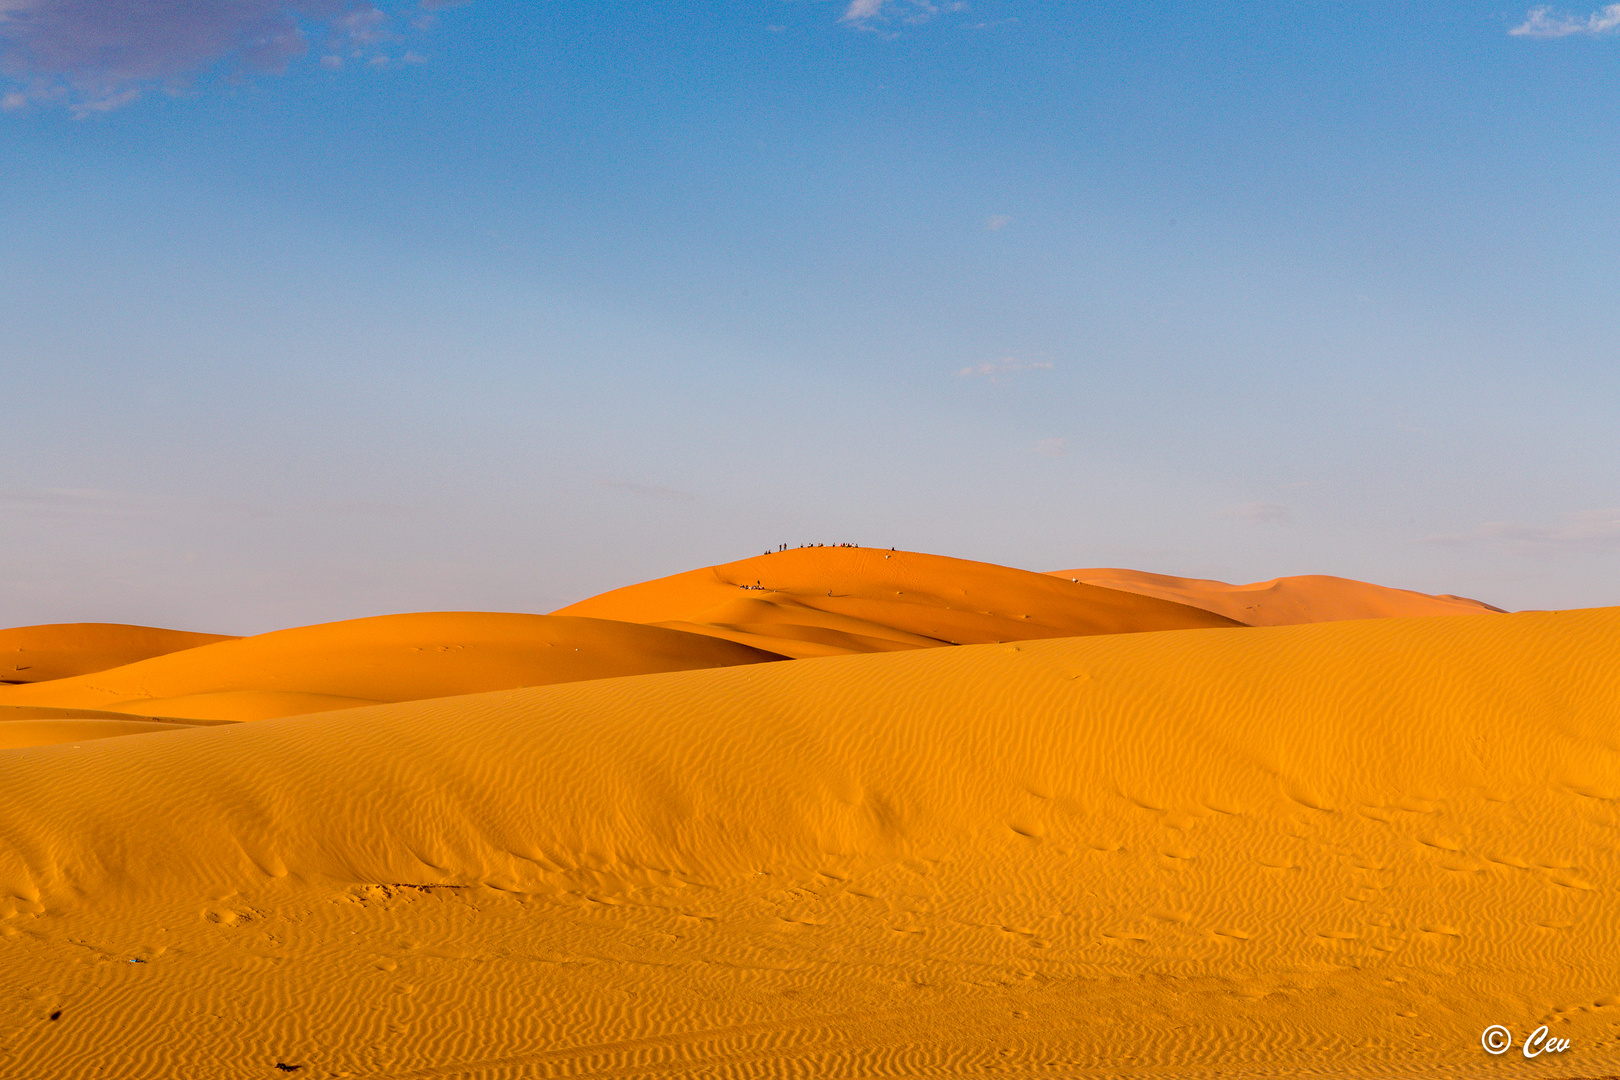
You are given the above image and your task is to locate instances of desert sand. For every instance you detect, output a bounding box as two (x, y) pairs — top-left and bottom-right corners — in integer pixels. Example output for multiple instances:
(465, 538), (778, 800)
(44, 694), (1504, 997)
(0, 622), (237, 684)
(1053, 568), (1505, 626)
(2, 548), (1615, 1079)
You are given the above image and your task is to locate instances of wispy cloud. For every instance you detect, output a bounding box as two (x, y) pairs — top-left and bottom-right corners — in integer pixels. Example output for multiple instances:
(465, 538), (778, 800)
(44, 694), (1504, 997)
(0, 0), (448, 112)
(841, 0), (965, 29)
(1033, 438), (1067, 458)
(841, 0), (889, 22)
(985, 215), (1011, 232)
(1218, 502), (1291, 525)
(1421, 509), (1620, 553)
(1510, 4), (1620, 36)
(956, 357), (1053, 382)
(337, 6), (388, 44)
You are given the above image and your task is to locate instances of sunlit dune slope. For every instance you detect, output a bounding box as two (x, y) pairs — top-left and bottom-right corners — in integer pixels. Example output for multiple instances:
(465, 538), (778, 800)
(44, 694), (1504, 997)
(0, 612), (782, 724)
(2, 608), (1617, 1077)
(0, 622), (235, 684)
(1052, 567), (1505, 625)
(555, 546), (1241, 657)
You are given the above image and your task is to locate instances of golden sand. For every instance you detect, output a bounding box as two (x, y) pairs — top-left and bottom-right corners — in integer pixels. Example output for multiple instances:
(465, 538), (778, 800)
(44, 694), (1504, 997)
(1053, 568), (1505, 626)
(0, 611), (783, 729)
(1, 550), (1613, 1078)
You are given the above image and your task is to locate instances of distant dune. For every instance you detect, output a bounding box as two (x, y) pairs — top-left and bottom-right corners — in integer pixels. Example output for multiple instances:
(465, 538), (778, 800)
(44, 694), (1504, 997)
(0, 622), (236, 684)
(1053, 567), (1505, 626)
(0, 612), (782, 726)
(556, 547), (1241, 657)
(3, 550), (1610, 1079)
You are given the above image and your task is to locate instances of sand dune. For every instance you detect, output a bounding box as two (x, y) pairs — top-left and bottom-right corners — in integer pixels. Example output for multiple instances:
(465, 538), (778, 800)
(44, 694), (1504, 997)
(0, 706), (228, 750)
(0, 622), (235, 684)
(0, 550), (1234, 736)
(1, 601), (1615, 1077)
(1054, 567), (1505, 626)
(0, 611), (782, 726)
(556, 547), (1241, 657)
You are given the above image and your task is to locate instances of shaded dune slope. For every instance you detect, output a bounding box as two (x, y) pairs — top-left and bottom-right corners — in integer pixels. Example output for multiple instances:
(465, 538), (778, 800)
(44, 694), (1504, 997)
(0, 612), (782, 725)
(0, 622), (236, 684)
(0, 609), (1617, 1076)
(555, 547), (1241, 657)
(1053, 567), (1505, 625)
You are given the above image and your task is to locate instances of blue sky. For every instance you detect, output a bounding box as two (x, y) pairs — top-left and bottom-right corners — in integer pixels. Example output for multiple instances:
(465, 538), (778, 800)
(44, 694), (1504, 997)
(2, 0), (1617, 632)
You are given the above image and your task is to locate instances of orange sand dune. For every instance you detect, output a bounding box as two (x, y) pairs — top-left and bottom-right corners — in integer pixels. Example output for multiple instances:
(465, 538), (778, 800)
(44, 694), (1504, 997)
(0, 622), (235, 684)
(0, 612), (781, 725)
(556, 547), (1241, 657)
(0, 706), (228, 750)
(1053, 567), (1505, 626)
(1, 606), (1616, 1077)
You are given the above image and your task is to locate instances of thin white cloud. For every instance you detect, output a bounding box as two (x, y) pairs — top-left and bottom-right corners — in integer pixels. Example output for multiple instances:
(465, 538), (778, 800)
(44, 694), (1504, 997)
(67, 86), (140, 116)
(956, 357), (1053, 381)
(337, 7), (389, 45)
(1422, 509), (1620, 553)
(1511, 4), (1620, 36)
(842, 0), (963, 29)
(985, 215), (1011, 232)
(1219, 502), (1291, 525)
